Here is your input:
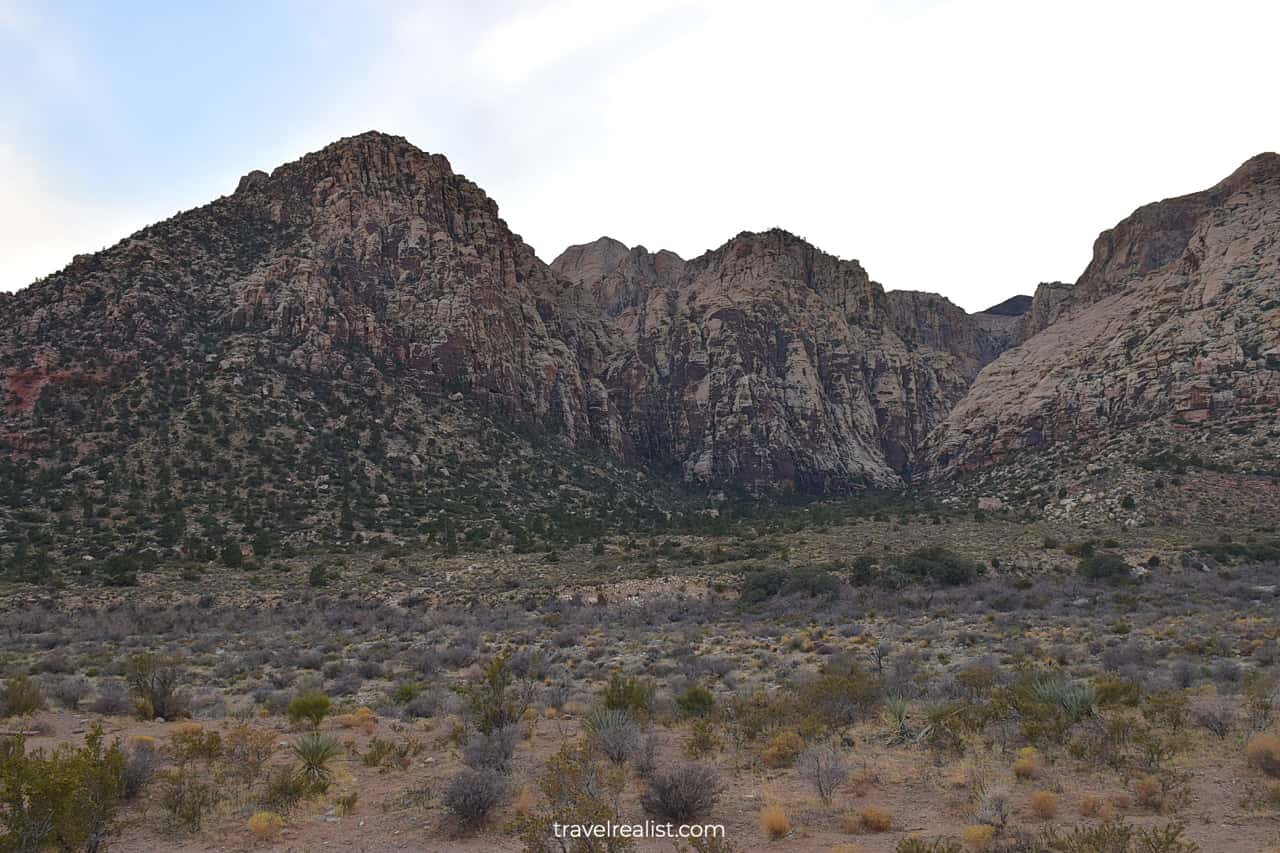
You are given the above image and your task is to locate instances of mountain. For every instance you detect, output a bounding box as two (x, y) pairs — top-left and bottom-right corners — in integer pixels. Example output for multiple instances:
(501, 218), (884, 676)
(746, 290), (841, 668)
(923, 154), (1280, 516)
(0, 133), (676, 569)
(553, 232), (1020, 492)
(3, 131), (1276, 571)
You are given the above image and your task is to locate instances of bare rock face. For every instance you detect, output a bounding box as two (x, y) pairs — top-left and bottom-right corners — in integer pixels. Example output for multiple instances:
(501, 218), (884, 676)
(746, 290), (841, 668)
(885, 290), (1020, 381)
(924, 153), (1280, 478)
(555, 230), (979, 491)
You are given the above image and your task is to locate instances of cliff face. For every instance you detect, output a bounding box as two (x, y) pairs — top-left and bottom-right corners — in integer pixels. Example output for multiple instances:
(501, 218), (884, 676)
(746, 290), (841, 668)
(554, 231), (1004, 491)
(924, 153), (1280, 478)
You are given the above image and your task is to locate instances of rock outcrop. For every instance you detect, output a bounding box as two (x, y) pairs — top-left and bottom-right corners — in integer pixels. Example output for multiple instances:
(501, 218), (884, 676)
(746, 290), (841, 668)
(924, 153), (1280, 477)
(554, 231), (1003, 491)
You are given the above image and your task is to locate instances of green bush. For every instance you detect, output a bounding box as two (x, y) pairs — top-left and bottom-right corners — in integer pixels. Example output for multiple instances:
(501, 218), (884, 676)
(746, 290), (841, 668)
(0, 725), (125, 851)
(601, 671), (655, 719)
(893, 547), (982, 586)
(738, 568), (786, 605)
(287, 692), (331, 729)
(1, 675), (45, 716)
(675, 685), (716, 719)
(1078, 552), (1131, 583)
(466, 654), (532, 734)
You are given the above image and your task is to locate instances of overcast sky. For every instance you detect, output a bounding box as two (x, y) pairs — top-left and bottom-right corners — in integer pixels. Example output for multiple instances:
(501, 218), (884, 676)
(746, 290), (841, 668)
(2, 1), (1277, 311)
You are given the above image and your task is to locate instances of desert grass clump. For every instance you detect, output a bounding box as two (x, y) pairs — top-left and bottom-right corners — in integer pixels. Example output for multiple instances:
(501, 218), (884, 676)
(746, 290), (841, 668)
(856, 805), (893, 832)
(1246, 733), (1280, 777)
(167, 722), (223, 765)
(287, 691), (331, 729)
(1029, 789), (1058, 819)
(336, 706), (377, 734)
(761, 729), (805, 768)
(759, 804), (790, 840)
(247, 810), (284, 841)
(959, 823), (995, 851)
(586, 707), (643, 764)
(292, 732), (339, 790)
(1012, 746), (1042, 780)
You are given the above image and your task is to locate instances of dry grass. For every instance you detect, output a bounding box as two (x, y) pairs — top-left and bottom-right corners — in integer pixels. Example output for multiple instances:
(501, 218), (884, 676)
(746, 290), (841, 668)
(960, 823), (996, 852)
(856, 805), (893, 833)
(761, 730), (804, 769)
(1012, 746), (1042, 780)
(247, 810), (283, 841)
(759, 804), (790, 840)
(1029, 789), (1058, 819)
(1246, 733), (1280, 777)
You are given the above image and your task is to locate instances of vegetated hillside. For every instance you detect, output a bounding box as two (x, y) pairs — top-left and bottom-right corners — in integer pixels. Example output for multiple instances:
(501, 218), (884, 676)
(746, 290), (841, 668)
(0, 133), (685, 577)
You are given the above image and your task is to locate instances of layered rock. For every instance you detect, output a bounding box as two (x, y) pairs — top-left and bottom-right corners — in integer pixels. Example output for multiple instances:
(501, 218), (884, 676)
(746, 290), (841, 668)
(553, 231), (985, 491)
(924, 153), (1280, 477)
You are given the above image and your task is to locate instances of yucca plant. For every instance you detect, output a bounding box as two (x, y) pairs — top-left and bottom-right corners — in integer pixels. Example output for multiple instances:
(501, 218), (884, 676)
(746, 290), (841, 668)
(1033, 678), (1096, 723)
(292, 733), (339, 789)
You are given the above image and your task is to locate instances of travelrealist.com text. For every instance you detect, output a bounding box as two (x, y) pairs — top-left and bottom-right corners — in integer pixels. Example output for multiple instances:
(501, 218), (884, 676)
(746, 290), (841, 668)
(551, 821), (726, 840)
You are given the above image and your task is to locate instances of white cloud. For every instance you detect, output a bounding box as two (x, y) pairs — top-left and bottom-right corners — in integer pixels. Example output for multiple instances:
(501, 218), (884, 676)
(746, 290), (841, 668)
(2, 0), (1278, 310)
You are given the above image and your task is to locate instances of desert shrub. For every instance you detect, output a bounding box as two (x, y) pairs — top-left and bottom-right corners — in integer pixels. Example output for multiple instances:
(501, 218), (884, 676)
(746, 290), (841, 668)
(442, 768), (510, 828)
(1012, 746), (1043, 780)
(1, 676), (45, 716)
(225, 723), (277, 781)
(797, 657), (883, 727)
(248, 810), (284, 841)
(121, 737), (159, 799)
(49, 675), (90, 710)
(676, 685), (716, 718)
(462, 724), (520, 771)
(893, 547), (982, 586)
(167, 722), (223, 765)
(738, 568), (787, 606)
(89, 680), (132, 716)
(973, 788), (1011, 829)
(640, 764), (722, 823)
(287, 691), (331, 729)
(684, 718), (721, 759)
(292, 732), (339, 790)
(761, 729), (805, 768)
(259, 766), (310, 813)
(0, 726), (125, 851)
(1039, 819), (1198, 852)
(797, 741), (848, 804)
(1078, 552), (1131, 583)
(781, 566), (840, 599)
(858, 805), (893, 832)
(601, 671), (655, 719)
(1029, 790), (1058, 819)
(125, 653), (190, 720)
(587, 708), (644, 764)
(518, 742), (631, 853)
(1246, 733), (1280, 777)
(759, 804), (790, 839)
(466, 653), (533, 734)
(158, 767), (218, 832)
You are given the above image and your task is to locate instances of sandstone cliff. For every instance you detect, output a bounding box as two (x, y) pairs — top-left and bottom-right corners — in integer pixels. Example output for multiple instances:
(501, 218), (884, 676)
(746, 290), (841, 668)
(924, 153), (1280, 479)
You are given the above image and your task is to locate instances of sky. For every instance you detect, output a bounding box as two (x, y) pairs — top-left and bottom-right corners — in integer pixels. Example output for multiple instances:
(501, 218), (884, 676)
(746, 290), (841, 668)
(2, 1), (1278, 311)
